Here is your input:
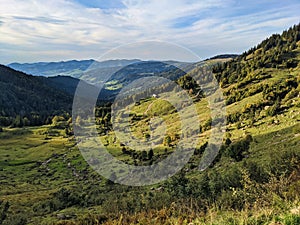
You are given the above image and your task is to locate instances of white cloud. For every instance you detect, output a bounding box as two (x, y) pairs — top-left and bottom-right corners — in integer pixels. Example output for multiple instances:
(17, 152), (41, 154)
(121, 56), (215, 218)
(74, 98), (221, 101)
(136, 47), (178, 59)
(0, 0), (299, 63)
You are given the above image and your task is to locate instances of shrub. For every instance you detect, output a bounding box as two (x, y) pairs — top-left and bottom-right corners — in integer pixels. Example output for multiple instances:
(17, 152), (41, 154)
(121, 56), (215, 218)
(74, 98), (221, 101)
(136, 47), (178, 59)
(148, 149), (154, 160)
(144, 133), (150, 140)
(165, 171), (189, 198)
(203, 118), (212, 131)
(140, 150), (148, 161)
(52, 188), (82, 210)
(163, 135), (172, 147)
(224, 137), (252, 161)
(266, 100), (280, 116)
(2, 213), (27, 225)
(227, 112), (241, 124)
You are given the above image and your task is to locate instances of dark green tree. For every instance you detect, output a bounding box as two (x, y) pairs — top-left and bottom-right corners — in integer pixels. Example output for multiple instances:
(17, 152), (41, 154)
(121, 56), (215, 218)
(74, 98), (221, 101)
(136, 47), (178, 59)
(148, 149), (154, 160)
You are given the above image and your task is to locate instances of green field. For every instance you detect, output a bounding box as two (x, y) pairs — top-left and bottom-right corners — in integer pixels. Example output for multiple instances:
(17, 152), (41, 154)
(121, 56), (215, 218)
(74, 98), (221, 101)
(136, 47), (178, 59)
(0, 114), (300, 224)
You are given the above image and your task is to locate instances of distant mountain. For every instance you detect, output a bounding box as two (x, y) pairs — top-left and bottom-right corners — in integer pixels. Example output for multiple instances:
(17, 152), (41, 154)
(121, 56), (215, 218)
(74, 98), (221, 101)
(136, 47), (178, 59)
(8, 58), (190, 97)
(8, 60), (95, 78)
(104, 61), (187, 84)
(7, 59), (191, 82)
(93, 59), (142, 68)
(83, 60), (192, 101)
(7, 59), (142, 78)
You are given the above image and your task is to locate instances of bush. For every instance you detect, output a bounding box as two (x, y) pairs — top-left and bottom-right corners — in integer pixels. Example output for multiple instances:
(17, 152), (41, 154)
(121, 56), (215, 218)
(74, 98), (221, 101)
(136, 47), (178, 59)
(2, 213), (27, 225)
(51, 188), (83, 210)
(227, 112), (241, 124)
(163, 135), (172, 147)
(224, 137), (252, 161)
(148, 149), (154, 160)
(0, 117), (12, 126)
(202, 118), (212, 131)
(165, 171), (189, 198)
(266, 100), (280, 116)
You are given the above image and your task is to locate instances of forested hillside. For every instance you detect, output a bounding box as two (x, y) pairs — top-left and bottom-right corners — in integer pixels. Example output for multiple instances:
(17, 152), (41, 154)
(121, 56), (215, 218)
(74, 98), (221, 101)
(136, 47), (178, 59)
(0, 65), (72, 127)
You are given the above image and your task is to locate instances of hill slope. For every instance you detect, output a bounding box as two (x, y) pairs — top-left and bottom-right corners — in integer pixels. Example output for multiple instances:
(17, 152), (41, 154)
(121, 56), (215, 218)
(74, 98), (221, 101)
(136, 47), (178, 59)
(0, 65), (73, 126)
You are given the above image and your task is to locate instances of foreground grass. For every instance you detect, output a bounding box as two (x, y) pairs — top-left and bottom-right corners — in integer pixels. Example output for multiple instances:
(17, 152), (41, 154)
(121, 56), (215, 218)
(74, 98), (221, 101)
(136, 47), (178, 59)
(0, 119), (299, 224)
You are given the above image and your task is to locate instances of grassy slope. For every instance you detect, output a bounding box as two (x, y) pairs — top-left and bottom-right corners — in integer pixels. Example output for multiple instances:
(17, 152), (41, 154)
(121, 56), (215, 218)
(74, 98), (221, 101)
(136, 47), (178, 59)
(0, 123), (299, 224)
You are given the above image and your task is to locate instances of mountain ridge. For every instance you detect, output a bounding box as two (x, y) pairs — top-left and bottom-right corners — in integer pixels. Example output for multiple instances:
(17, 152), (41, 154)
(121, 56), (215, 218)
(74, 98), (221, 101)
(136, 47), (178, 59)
(7, 59), (143, 78)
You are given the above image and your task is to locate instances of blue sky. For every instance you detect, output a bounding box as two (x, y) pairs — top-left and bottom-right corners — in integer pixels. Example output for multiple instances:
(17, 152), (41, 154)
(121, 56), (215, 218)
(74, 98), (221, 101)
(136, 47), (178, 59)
(0, 0), (299, 63)
(74, 0), (125, 9)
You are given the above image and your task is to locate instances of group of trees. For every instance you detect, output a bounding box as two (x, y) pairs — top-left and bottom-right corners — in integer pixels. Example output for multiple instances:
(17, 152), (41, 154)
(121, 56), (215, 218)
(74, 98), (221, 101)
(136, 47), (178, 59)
(121, 147), (154, 162)
(0, 113), (72, 128)
(222, 135), (253, 161)
(262, 77), (298, 102)
(176, 75), (204, 99)
(209, 23), (300, 126)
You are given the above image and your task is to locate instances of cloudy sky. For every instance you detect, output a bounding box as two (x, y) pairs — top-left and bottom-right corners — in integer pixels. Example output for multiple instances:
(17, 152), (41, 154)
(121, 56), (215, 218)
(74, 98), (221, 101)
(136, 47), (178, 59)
(0, 0), (299, 64)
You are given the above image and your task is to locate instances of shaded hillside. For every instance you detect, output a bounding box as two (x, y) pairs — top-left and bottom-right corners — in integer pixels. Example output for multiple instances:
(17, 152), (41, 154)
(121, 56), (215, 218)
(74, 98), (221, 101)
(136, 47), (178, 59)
(46, 76), (81, 95)
(46, 75), (111, 103)
(0, 60), (189, 128)
(0, 65), (72, 126)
